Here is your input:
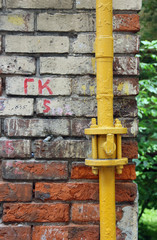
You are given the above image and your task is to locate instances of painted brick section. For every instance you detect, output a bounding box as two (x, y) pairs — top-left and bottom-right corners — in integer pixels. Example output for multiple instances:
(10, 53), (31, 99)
(0, 11), (34, 32)
(36, 97), (97, 117)
(76, 0), (142, 10)
(0, 226), (31, 240)
(0, 182), (32, 201)
(6, 77), (71, 96)
(71, 34), (139, 54)
(0, 98), (33, 116)
(0, 36), (1, 52)
(71, 118), (138, 137)
(36, 98), (137, 117)
(7, 0), (73, 9)
(113, 14), (140, 32)
(71, 163), (136, 180)
(34, 140), (92, 159)
(35, 183), (99, 201)
(6, 36), (69, 53)
(0, 140), (31, 158)
(37, 13), (140, 32)
(0, 78), (2, 96)
(37, 13), (95, 32)
(0, 56), (35, 74)
(34, 139), (138, 159)
(72, 202), (136, 222)
(2, 160), (68, 180)
(4, 118), (70, 137)
(32, 225), (99, 240)
(72, 77), (139, 96)
(40, 56), (139, 75)
(35, 182), (137, 202)
(3, 203), (69, 222)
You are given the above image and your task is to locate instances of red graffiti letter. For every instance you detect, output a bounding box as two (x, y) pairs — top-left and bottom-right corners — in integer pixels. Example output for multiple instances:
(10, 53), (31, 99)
(43, 99), (51, 113)
(38, 79), (53, 95)
(24, 78), (34, 94)
(3, 141), (14, 155)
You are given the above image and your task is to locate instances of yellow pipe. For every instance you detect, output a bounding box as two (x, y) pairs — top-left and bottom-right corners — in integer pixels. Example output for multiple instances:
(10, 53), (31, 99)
(85, 0), (128, 239)
(99, 167), (116, 239)
(96, 0), (116, 239)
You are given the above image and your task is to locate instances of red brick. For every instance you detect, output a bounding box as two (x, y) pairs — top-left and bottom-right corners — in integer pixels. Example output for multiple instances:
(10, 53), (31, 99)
(3, 203), (69, 223)
(2, 160), (68, 180)
(113, 14), (140, 32)
(115, 182), (137, 202)
(115, 164), (136, 180)
(122, 140), (138, 159)
(35, 182), (99, 201)
(71, 163), (136, 180)
(72, 203), (99, 222)
(72, 204), (133, 222)
(0, 226), (31, 240)
(0, 182), (32, 202)
(116, 227), (127, 240)
(35, 182), (136, 202)
(0, 140), (31, 158)
(32, 225), (99, 240)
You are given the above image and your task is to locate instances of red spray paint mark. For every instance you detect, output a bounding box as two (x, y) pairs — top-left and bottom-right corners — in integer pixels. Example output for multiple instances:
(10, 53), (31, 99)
(3, 141), (14, 155)
(24, 78), (34, 94)
(38, 80), (53, 95)
(43, 99), (51, 113)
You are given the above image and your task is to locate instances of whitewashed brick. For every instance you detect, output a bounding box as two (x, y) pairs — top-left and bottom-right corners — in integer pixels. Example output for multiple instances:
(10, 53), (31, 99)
(76, 0), (142, 10)
(6, 77), (71, 96)
(40, 56), (139, 76)
(36, 97), (97, 117)
(5, 36), (69, 53)
(71, 34), (139, 54)
(0, 36), (1, 52)
(0, 139), (31, 158)
(0, 56), (35, 74)
(40, 56), (94, 75)
(7, 0), (73, 9)
(36, 97), (137, 118)
(72, 77), (139, 96)
(113, 0), (142, 10)
(4, 118), (70, 137)
(37, 13), (95, 32)
(0, 11), (34, 32)
(0, 98), (33, 116)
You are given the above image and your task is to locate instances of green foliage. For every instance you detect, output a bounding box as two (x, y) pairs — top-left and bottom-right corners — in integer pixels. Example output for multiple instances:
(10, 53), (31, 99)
(138, 209), (157, 240)
(140, 0), (157, 40)
(133, 40), (157, 222)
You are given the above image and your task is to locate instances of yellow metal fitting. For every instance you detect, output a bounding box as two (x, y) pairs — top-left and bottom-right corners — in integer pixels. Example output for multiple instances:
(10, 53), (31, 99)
(116, 165), (123, 174)
(92, 166), (99, 175)
(103, 134), (116, 156)
(115, 118), (122, 128)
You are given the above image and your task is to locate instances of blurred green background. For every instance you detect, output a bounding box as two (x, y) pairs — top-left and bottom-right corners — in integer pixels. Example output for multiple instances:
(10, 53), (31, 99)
(133, 0), (157, 239)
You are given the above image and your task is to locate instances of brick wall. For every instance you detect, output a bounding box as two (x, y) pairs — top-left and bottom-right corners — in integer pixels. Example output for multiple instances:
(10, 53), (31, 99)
(0, 0), (141, 239)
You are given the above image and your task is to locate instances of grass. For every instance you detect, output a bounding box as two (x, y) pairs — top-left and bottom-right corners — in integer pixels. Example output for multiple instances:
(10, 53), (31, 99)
(138, 208), (157, 240)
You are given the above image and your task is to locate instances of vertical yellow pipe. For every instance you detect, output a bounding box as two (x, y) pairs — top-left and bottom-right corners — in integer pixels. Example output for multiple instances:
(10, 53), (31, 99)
(99, 167), (116, 239)
(96, 0), (116, 239)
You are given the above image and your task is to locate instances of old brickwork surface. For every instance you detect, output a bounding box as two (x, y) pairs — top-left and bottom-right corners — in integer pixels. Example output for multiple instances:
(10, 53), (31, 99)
(0, 0), (141, 239)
